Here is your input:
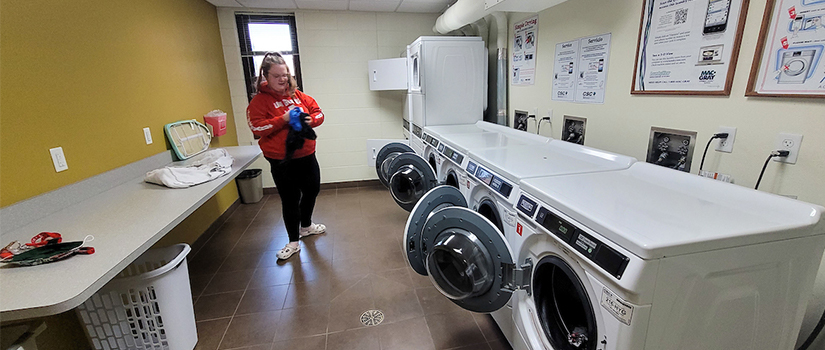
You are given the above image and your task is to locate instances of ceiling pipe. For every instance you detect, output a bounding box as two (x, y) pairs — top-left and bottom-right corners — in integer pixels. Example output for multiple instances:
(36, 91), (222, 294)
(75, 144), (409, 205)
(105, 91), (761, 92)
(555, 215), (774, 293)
(434, 0), (486, 34)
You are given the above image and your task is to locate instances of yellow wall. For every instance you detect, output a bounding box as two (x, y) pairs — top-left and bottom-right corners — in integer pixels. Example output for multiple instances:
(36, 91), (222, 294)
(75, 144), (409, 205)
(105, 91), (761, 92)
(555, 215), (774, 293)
(1, 1), (237, 347)
(0, 0), (238, 207)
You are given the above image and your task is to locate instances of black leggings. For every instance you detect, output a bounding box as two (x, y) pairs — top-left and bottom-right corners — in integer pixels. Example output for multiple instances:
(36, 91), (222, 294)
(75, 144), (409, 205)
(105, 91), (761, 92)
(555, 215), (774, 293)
(266, 153), (321, 242)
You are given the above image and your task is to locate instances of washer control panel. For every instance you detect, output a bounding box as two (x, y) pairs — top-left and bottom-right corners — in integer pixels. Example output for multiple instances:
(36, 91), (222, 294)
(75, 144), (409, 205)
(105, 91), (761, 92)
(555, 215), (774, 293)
(438, 143), (464, 166)
(467, 161), (513, 198)
(423, 133), (439, 148)
(517, 195), (629, 280)
(412, 124), (422, 138)
(402, 119), (410, 131)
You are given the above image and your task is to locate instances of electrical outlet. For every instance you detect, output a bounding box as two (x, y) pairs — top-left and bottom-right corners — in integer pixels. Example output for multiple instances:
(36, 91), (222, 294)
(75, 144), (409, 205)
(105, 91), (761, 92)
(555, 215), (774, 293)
(714, 126), (736, 153)
(774, 133), (803, 164)
(143, 127), (153, 145)
(49, 147), (68, 172)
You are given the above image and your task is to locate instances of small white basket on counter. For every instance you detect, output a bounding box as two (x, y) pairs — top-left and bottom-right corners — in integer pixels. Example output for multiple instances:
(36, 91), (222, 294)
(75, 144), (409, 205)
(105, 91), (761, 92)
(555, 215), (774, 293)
(76, 244), (196, 350)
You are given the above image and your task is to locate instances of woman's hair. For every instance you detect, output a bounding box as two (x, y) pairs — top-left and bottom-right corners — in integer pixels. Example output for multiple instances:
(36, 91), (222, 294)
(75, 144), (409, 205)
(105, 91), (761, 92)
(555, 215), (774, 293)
(254, 52), (298, 97)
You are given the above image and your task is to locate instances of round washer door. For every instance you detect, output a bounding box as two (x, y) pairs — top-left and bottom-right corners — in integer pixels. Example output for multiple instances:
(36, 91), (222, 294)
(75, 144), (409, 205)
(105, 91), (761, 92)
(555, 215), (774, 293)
(404, 186), (468, 276)
(375, 142), (414, 188)
(419, 206), (514, 313)
(533, 255), (597, 350)
(388, 153), (437, 212)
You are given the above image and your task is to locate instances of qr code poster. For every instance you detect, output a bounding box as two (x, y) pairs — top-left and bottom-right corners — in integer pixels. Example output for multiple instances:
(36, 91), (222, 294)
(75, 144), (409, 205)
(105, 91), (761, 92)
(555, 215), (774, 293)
(631, 0), (749, 95)
(513, 15), (538, 85)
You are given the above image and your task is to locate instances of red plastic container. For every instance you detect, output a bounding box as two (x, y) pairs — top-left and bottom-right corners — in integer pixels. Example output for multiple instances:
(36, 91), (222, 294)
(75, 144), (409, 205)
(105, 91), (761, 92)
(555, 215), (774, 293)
(203, 111), (227, 137)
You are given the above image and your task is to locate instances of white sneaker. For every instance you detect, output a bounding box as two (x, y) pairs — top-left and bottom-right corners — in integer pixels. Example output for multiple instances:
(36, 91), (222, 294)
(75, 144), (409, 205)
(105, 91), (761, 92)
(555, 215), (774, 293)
(276, 243), (300, 260)
(299, 223), (326, 238)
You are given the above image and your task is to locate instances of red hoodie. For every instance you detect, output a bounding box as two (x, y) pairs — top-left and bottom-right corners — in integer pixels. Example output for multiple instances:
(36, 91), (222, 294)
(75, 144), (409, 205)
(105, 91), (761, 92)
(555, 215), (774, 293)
(246, 82), (324, 160)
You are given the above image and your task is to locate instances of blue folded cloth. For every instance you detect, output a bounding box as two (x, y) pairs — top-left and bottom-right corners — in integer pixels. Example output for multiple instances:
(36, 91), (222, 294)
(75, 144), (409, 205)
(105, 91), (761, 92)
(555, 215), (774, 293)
(289, 108), (304, 131)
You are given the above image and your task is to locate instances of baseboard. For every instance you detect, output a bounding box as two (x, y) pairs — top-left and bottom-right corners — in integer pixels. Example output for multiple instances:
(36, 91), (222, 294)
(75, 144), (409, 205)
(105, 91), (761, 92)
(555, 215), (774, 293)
(263, 179), (382, 195)
(190, 198), (241, 257)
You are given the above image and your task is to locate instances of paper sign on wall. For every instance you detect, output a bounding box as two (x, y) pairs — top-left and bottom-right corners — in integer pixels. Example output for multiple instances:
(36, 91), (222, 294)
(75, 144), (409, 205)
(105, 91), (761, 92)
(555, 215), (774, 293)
(747, 0), (825, 97)
(513, 15), (538, 85)
(552, 33), (612, 104)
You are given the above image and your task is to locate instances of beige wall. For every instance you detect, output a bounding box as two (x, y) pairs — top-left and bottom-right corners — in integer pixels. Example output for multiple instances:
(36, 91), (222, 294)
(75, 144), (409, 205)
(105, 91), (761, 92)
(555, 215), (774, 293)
(218, 8), (439, 186)
(508, 0), (825, 347)
(508, 0), (825, 206)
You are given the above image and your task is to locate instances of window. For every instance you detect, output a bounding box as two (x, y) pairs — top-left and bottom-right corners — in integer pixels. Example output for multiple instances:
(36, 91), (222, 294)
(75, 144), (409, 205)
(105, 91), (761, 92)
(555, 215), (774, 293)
(236, 14), (302, 101)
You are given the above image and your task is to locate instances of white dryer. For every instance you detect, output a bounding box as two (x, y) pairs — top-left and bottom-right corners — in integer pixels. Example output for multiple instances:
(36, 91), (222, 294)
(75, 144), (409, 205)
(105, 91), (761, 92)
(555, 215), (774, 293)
(504, 162), (825, 350)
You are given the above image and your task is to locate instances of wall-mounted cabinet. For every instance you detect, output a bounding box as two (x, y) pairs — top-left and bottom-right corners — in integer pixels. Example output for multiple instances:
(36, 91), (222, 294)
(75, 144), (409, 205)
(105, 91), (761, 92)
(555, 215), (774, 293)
(368, 58), (408, 91)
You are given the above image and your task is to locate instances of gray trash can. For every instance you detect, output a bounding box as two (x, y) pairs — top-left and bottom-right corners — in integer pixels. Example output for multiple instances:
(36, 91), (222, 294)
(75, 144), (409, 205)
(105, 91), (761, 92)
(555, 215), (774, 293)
(236, 169), (263, 204)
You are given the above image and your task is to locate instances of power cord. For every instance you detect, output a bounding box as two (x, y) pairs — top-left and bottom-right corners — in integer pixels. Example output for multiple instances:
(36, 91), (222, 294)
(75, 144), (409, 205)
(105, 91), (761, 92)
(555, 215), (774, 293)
(537, 117), (551, 135)
(699, 132), (729, 171)
(798, 307), (825, 350)
(754, 150), (790, 190)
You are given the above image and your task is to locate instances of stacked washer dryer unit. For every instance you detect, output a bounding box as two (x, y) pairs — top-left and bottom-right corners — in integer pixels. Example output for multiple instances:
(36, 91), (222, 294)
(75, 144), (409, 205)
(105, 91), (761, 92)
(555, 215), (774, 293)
(404, 141), (637, 347)
(406, 36), (486, 156)
(377, 36), (487, 211)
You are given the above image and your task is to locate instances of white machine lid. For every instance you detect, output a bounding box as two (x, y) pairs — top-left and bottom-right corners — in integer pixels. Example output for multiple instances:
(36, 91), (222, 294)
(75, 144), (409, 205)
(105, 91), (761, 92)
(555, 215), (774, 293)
(424, 124), (489, 138)
(520, 162), (825, 259)
(468, 142), (636, 183)
(440, 132), (539, 154)
(413, 36), (483, 43)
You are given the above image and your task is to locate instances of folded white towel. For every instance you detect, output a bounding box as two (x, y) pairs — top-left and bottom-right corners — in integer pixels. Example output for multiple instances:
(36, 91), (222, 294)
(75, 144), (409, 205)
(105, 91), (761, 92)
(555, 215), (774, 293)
(145, 149), (235, 188)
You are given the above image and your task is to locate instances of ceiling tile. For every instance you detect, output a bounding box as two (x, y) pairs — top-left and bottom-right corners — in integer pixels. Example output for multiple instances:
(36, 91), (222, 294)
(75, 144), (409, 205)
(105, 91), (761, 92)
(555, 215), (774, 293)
(349, 0), (401, 12)
(205, 0), (243, 6)
(236, 0), (297, 8)
(295, 0), (349, 10)
(396, 0), (449, 13)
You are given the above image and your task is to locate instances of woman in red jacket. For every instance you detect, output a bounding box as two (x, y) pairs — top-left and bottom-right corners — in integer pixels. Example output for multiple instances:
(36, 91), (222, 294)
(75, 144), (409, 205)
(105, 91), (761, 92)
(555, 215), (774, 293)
(247, 52), (325, 260)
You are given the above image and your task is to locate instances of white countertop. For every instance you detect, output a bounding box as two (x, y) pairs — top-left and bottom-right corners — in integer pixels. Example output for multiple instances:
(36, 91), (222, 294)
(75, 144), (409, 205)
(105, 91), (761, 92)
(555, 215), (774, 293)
(0, 146), (262, 321)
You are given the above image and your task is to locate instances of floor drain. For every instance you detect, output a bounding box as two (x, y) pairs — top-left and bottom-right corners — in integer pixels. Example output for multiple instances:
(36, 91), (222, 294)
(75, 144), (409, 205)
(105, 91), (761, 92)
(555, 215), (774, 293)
(360, 309), (385, 326)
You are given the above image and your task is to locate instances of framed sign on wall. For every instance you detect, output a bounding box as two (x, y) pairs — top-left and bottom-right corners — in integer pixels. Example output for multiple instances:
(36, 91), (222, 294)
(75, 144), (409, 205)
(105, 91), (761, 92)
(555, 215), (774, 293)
(631, 0), (750, 95)
(746, 0), (825, 98)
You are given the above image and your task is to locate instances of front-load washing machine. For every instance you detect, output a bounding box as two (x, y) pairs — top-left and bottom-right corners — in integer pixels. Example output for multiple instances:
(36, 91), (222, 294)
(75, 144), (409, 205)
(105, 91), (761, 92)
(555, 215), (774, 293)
(428, 126), (550, 199)
(504, 162), (825, 350)
(408, 142), (634, 344)
(375, 142), (414, 188)
(388, 121), (545, 212)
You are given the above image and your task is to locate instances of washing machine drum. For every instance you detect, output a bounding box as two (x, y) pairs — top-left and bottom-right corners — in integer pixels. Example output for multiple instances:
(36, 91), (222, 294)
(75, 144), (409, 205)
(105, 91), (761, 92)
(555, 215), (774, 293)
(533, 255), (597, 350)
(475, 198), (504, 233)
(375, 142), (414, 188)
(444, 170), (459, 189)
(388, 153), (437, 212)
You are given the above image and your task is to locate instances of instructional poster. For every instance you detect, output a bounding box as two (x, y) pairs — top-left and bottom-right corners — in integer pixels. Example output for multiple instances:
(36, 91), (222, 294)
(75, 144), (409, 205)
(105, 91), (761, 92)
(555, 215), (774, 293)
(552, 34), (612, 104)
(513, 15), (538, 85)
(632, 0), (747, 94)
(552, 40), (579, 101)
(749, 0), (825, 96)
(577, 33), (612, 103)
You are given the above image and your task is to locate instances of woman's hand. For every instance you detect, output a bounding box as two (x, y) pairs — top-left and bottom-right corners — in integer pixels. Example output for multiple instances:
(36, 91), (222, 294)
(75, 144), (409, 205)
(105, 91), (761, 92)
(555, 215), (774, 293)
(281, 111), (290, 122)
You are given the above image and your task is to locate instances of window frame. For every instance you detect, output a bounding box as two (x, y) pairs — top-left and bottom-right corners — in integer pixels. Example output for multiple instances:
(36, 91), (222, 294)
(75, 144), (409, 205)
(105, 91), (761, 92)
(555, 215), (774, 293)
(236, 13), (302, 101)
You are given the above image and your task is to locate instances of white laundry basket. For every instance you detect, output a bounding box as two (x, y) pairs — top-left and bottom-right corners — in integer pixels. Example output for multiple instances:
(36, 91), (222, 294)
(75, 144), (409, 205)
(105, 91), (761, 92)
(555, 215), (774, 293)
(76, 244), (196, 350)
